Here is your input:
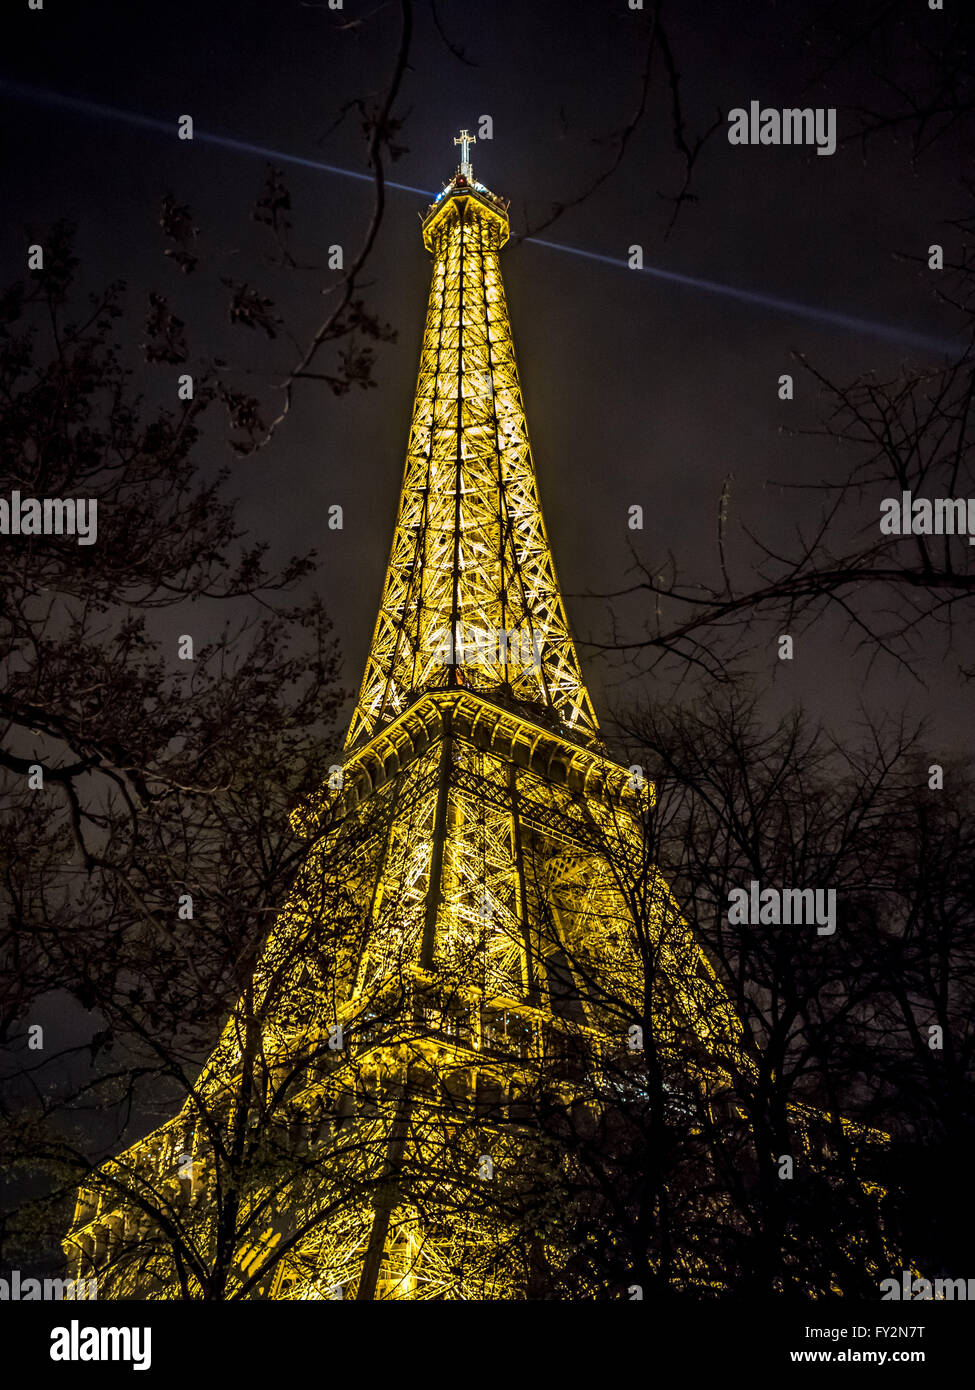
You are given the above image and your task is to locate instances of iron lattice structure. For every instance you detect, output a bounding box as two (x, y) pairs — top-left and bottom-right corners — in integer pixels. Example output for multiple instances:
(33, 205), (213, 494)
(347, 158), (597, 748)
(64, 139), (888, 1301)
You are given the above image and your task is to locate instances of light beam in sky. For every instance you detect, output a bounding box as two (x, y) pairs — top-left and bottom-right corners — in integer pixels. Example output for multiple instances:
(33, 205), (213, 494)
(0, 79), (961, 357)
(524, 238), (961, 356)
(0, 79), (432, 194)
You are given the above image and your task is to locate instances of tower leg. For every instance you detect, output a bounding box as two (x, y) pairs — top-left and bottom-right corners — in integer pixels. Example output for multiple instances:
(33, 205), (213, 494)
(355, 1095), (413, 1301)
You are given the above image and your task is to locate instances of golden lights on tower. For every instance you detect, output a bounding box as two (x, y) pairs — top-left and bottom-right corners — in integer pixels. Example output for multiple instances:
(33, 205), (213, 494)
(63, 132), (888, 1301)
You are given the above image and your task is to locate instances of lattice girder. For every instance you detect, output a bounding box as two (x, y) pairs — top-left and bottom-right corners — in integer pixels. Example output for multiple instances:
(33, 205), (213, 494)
(347, 178), (598, 748)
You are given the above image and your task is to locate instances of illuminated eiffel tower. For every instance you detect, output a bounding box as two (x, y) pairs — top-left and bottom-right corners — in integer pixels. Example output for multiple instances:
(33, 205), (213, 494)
(63, 133), (837, 1301)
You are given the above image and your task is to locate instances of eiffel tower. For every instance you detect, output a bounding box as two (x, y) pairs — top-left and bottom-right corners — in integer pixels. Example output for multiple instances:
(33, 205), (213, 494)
(63, 133), (879, 1301)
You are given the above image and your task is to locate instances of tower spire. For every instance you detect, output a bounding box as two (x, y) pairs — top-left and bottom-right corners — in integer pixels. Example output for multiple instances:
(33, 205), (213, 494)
(453, 126), (476, 179)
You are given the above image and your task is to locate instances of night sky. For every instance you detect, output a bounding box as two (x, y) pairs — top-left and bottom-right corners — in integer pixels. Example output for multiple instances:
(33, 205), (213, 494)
(1, 0), (968, 749)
